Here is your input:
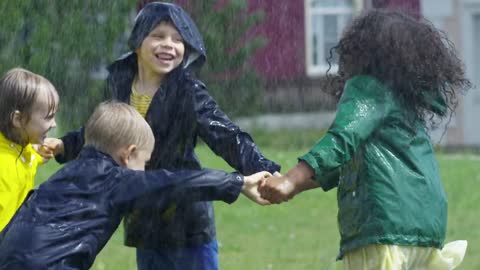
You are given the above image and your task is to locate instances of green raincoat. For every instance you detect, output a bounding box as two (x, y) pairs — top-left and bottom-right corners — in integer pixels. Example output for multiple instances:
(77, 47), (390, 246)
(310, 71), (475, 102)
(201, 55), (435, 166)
(300, 75), (447, 259)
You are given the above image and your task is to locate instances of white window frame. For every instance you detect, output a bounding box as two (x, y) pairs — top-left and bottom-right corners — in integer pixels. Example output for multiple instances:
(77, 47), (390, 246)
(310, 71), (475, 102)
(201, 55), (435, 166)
(304, 0), (355, 77)
(461, 0), (480, 145)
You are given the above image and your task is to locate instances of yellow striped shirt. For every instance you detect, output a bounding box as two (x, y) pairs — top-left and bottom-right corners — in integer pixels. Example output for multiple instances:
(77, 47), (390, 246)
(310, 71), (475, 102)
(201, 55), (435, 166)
(130, 85), (153, 118)
(130, 84), (176, 221)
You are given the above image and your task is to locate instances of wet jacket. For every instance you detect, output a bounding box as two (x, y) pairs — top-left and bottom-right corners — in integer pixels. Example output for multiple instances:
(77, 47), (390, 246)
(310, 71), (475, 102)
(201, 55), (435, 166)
(0, 132), (42, 231)
(57, 2), (280, 249)
(299, 75), (447, 259)
(0, 147), (244, 270)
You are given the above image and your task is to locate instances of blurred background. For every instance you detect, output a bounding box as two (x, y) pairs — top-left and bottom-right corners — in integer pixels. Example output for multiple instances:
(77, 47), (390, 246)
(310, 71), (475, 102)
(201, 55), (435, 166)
(1, 0), (479, 269)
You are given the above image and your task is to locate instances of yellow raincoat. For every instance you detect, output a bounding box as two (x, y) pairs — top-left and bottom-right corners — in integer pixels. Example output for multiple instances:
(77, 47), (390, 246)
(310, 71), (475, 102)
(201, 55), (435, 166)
(0, 132), (42, 231)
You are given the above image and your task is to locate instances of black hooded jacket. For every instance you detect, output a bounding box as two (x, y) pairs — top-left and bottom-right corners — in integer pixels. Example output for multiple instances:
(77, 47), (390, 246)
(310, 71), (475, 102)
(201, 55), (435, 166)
(0, 147), (243, 270)
(57, 2), (280, 249)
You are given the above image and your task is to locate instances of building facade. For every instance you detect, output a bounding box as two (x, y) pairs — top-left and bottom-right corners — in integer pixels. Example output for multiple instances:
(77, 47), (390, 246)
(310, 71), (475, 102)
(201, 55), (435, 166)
(248, 0), (480, 146)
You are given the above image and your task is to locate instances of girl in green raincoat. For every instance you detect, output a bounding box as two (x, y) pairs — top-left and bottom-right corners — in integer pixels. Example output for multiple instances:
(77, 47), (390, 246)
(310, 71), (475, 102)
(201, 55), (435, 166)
(259, 9), (471, 270)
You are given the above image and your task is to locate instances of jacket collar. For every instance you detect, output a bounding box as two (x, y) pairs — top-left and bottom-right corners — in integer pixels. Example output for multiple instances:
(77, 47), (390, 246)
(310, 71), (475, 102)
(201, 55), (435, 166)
(79, 146), (119, 166)
(0, 132), (38, 165)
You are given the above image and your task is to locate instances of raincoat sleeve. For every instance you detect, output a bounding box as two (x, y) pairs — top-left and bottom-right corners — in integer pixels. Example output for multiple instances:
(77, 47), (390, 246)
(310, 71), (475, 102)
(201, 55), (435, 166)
(55, 128), (85, 164)
(193, 82), (281, 175)
(111, 168), (244, 213)
(299, 76), (393, 191)
(0, 175), (16, 231)
(0, 163), (34, 232)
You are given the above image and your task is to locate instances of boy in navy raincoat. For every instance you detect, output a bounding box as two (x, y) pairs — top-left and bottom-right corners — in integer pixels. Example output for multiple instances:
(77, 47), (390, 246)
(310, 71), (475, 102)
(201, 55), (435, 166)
(0, 101), (271, 270)
(44, 2), (280, 269)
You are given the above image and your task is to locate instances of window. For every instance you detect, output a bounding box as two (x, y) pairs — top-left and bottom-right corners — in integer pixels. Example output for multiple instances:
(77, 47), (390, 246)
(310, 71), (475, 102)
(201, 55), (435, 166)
(462, 8), (480, 144)
(305, 0), (354, 76)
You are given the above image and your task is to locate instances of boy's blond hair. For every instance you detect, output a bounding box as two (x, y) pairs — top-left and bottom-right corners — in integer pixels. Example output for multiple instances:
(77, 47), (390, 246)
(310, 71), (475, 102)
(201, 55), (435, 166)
(85, 101), (154, 155)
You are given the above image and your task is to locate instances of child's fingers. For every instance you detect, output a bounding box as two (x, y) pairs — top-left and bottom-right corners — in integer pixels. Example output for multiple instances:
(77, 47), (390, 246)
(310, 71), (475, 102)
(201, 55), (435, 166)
(40, 144), (54, 153)
(258, 179), (269, 191)
(255, 196), (272, 206)
(36, 144), (55, 159)
(258, 179), (265, 188)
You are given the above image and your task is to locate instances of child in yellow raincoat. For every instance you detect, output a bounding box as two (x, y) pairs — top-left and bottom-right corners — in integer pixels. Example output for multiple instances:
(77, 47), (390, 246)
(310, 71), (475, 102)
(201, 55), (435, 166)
(0, 68), (59, 231)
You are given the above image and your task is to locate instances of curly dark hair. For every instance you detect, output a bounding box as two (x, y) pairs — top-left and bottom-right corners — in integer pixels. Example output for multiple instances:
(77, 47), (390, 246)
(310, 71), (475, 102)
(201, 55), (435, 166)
(325, 9), (472, 128)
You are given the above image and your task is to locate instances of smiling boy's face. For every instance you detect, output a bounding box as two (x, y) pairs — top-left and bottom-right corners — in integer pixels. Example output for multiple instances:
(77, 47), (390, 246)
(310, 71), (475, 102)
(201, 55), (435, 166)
(136, 21), (185, 78)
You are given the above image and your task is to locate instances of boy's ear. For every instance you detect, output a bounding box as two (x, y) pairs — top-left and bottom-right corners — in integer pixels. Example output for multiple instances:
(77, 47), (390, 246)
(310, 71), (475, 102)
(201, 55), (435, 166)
(118, 144), (137, 166)
(11, 110), (23, 128)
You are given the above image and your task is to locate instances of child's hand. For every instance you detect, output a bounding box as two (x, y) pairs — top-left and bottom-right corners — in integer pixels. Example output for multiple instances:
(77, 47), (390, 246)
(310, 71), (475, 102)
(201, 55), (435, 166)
(258, 172), (296, 204)
(259, 163), (318, 204)
(242, 171), (272, 205)
(33, 144), (54, 162)
(40, 138), (64, 157)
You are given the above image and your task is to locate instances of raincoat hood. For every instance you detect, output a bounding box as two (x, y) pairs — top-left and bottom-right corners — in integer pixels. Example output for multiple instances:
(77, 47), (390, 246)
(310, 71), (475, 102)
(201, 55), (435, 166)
(128, 2), (206, 70)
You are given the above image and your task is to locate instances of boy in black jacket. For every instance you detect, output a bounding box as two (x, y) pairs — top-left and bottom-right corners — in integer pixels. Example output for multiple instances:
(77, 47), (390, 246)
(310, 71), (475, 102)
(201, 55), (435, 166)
(0, 102), (270, 270)
(44, 2), (280, 269)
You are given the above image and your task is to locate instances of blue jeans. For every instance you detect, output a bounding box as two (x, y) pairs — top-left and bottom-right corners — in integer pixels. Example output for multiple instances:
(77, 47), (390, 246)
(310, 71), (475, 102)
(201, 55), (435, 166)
(136, 240), (219, 270)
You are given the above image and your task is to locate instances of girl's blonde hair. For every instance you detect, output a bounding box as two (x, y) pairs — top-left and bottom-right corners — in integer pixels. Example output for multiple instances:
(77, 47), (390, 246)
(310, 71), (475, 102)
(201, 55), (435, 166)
(85, 101), (155, 155)
(0, 68), (59, 145)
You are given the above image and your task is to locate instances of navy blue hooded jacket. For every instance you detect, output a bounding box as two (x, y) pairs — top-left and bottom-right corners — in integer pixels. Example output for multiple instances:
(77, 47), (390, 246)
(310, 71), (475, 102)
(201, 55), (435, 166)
(0, 147), (244, 270)
(57, 2), (280, 249)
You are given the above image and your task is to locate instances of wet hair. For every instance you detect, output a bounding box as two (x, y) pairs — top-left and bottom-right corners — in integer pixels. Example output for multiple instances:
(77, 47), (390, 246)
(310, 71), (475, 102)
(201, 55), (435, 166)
(0, 67), (59, 145)
(85, 101), (155, 156)
(325, 9), (472, 128)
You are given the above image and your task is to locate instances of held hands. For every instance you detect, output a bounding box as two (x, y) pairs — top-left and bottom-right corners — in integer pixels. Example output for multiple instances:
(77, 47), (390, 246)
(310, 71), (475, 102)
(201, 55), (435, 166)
(242, 170), (307, 205)
(258, 162), (319, 204)
(242, 171), (273, 205)
(34, 138), (64, 161)
(258, 172), (296, 204)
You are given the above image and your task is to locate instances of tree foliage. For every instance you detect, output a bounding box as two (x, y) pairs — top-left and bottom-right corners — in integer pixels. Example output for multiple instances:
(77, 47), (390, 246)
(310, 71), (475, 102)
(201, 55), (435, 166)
(156, 0), (267, 116)
(0, 0), (132, 131)
(0, 0), (266, 133)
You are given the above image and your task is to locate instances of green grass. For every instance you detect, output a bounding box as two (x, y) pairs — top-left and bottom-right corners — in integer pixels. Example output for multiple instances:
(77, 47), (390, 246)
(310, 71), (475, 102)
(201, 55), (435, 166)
(35, 146), (480, 270)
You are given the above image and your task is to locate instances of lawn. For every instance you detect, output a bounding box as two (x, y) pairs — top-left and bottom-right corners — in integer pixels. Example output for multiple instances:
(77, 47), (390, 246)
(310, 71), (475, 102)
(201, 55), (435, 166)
(34, 144), (480, 270)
